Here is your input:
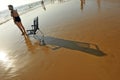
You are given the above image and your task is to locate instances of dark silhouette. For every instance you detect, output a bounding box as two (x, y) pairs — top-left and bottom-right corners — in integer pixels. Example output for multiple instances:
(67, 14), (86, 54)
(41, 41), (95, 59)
(41, 0), (46, 11)
(27, 17), (39, 35)
(35, 35), (106, 57)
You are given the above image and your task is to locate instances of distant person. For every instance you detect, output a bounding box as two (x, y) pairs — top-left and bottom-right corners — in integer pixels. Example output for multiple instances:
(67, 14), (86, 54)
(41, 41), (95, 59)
(80, 0), (85, 11)
(97, 0), (101, 9)
(8, 5), (27, 35)
(41, 0), (46, 11)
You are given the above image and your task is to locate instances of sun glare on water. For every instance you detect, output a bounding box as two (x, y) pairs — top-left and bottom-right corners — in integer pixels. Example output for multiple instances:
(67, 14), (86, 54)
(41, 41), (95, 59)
(0, 51), (9, 62)
(0, 50), (16, 72)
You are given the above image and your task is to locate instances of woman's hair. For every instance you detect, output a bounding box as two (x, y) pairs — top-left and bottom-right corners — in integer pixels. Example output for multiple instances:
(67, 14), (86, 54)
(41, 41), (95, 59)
(8, 5), (13, 9)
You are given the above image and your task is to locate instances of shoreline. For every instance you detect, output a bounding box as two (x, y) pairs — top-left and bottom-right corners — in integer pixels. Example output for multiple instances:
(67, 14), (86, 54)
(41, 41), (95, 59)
(0, 1), (42, 25)
(0, 5), (41, 25)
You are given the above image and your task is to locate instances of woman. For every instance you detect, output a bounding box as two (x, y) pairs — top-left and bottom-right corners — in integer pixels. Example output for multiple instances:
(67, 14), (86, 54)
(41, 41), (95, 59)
(8, 5), (27, 35)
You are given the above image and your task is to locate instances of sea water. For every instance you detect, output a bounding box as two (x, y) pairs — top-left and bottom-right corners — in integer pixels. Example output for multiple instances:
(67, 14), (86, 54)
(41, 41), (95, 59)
(0, 1), (41, 25)
(0, 0), (69, 25)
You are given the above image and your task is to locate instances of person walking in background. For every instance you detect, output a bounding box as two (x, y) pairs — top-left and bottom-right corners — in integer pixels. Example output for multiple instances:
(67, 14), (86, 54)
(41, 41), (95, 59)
(8, 5), (27, 35)
(41, 0), (46, 11)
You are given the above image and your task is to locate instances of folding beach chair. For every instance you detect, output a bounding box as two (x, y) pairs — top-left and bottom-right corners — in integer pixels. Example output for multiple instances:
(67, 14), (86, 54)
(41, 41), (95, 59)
(27, 16), (39, 35)
(27, 16), (46, 45)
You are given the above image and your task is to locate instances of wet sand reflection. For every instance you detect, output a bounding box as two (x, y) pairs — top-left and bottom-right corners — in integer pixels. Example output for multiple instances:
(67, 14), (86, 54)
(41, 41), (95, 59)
(24, 35), (50, 53)
(23, 35), (39, 53)
(97, 0), (101, 11)
(80, 0), (101, 11)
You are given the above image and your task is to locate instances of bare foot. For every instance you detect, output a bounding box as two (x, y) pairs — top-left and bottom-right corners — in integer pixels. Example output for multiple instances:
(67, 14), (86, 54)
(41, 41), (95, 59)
(21, 32), (24, 35)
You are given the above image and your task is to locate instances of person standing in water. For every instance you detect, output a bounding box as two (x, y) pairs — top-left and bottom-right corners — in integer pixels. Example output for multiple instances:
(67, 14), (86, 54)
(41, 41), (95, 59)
(8, 5), (27, 35)
(41, 0), (46, 11)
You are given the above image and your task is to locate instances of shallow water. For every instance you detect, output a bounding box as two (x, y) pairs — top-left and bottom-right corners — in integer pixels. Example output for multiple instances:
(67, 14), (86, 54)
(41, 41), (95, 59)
(0, 0), (120, 80)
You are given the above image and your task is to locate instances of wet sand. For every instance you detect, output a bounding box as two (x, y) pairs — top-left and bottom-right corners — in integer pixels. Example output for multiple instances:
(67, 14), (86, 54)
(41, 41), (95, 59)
(0, 0), (120, 80)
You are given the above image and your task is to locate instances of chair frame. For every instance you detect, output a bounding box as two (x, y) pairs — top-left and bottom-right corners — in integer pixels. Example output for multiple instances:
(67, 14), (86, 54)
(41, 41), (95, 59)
(27, 16), (39, 35)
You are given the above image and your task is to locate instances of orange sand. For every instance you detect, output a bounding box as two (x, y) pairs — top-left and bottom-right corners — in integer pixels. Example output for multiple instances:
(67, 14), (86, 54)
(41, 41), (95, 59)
(0, 0), (120, 80)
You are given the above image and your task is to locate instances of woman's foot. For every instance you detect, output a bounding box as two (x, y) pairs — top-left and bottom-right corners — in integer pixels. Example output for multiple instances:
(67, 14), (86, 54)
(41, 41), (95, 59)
(21, 31), (26, 35)
(21, 33), (24, 35)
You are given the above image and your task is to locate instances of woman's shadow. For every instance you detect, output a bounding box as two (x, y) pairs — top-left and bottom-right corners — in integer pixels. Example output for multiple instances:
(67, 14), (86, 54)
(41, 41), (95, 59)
(35, 36), (106, 57)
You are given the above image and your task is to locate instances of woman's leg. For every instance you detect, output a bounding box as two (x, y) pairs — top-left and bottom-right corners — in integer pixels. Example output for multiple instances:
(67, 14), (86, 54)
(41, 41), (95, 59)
(19, 22), (27, 34)
(15, 22), (25, 35)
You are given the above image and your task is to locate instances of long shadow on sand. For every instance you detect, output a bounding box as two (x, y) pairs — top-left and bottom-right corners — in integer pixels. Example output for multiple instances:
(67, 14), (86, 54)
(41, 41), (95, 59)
(35, 35), (106, 57)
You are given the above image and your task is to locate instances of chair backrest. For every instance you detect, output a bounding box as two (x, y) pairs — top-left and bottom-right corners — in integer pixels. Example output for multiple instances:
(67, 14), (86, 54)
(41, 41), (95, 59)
(33, 17), (39, 33)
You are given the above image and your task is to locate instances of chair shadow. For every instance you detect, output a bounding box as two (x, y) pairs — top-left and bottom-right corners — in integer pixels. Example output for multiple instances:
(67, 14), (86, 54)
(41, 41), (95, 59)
(41, 36), (106, 57)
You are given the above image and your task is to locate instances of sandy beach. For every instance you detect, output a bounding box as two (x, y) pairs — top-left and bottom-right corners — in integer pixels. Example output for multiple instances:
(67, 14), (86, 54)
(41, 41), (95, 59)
(0, 0), (120, 80)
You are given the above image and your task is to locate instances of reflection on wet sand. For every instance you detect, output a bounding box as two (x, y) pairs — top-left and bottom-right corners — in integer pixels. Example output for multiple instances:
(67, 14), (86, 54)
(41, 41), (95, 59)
(0, 51), (16, 79)
(97, 0), (101, 10)
(80, 0), (85, 11)
(24, 35), (50, 53)
(0, 51), (12, 69)
(80, 0), (101, 11)
(0, 51), (8, 62)
(23, 35), (39, 53)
